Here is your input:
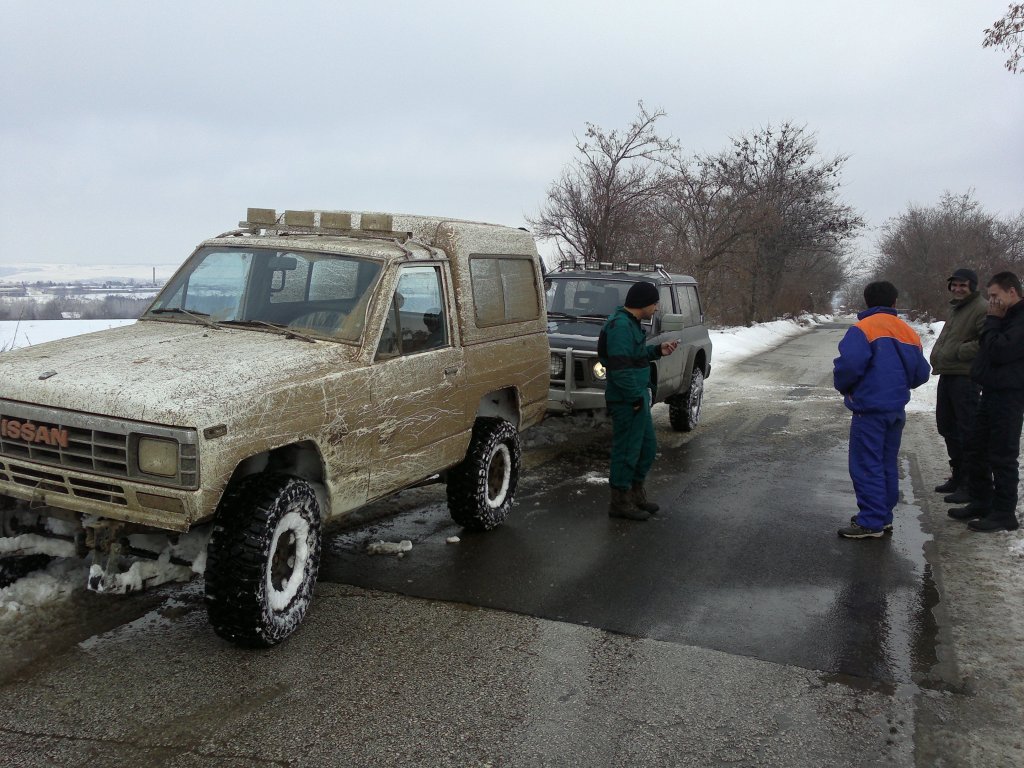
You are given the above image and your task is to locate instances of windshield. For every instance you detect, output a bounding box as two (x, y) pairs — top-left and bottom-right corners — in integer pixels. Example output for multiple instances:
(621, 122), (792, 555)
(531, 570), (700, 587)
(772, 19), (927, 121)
(544, 278), (628, 319)
(145, 246), (383, 342)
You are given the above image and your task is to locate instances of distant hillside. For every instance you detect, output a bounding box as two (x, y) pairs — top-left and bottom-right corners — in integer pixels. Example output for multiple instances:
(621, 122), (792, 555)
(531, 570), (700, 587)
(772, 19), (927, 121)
(0, 263), (179, 284)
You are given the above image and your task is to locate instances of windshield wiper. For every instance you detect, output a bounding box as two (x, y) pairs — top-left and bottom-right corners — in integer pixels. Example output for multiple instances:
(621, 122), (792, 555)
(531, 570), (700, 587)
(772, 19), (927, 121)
(149, 307), (220, 328)
(547, 311), (579, 321)
(220, 319), (318, 343)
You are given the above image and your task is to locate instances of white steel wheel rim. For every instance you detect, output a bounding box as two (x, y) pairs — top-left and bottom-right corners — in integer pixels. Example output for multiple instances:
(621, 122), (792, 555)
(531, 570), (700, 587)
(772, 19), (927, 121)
(266, 510), (311, 611)
(485, 443), (512, 509)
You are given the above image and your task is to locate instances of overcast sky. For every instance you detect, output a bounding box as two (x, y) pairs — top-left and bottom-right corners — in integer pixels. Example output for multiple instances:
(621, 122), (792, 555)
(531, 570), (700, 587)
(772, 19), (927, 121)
(1, 0), (1021, 269)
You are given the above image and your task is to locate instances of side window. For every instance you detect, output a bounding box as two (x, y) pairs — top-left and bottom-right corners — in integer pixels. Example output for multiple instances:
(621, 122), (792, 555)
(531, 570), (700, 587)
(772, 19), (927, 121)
(659, 286), (674, 313)
(375, 265), (448, 359)
(675, 286), (694, 326)
(684, 286), (703, 326)
(469, 256), (540, 326)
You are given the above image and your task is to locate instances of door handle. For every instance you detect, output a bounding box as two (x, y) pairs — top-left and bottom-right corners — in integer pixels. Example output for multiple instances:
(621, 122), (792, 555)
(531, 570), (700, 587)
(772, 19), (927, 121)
(444, 366), (460, 376)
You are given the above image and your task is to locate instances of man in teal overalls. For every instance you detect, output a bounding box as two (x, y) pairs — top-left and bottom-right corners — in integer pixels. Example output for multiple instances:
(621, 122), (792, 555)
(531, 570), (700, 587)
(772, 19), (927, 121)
(598, 281), (679, 520)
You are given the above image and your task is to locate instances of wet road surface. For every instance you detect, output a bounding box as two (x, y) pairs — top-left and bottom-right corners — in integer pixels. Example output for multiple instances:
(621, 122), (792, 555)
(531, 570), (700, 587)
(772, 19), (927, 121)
(320, 321), (940, 687)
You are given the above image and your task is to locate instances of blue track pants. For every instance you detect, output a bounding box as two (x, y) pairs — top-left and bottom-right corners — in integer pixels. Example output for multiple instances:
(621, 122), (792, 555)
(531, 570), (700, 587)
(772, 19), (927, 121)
(849, 411), (906, 531)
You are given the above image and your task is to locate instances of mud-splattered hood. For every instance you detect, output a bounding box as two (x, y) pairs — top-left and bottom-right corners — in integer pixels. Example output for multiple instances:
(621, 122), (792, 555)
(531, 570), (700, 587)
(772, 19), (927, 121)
(0, 320), (360, 428)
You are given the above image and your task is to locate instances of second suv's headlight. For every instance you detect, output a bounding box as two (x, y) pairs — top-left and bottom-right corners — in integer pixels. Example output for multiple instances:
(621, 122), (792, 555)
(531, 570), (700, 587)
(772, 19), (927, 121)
(550, 353), (566, 378)
(138, 437), (179, 477)
(592, 361), (607, 381)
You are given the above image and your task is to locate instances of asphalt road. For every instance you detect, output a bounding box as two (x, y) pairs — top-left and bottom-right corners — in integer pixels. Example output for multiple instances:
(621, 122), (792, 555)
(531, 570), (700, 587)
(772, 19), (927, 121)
(3, 320), (994, 767)
(321, 320), (940, 687)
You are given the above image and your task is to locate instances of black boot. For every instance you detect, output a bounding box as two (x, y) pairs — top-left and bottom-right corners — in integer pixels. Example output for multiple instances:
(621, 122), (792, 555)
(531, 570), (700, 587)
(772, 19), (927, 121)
(609, 487), (650, 521)
(934, 477), (958, 493)
(943, 488), (972, 504)
(631, 483), (660, 514)
(968, 514), (1021, 533)
(947, 502), (989, 521)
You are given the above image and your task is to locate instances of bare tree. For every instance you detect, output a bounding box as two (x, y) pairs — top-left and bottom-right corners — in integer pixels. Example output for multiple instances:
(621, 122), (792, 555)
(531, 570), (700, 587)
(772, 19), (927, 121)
(530, 103), (677, 267)
(983, 3), (1024, 73)
(874, 191), (1024, 318)
(708, 123), (864, 323)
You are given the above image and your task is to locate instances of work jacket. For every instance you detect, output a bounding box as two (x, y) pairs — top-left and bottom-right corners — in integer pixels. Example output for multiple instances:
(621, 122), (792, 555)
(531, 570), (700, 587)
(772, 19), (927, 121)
(833, 307), (931, 413)
(598, 306), (662, 404)
(929, 292), (987, 376)
(971, 300), (1024, 391)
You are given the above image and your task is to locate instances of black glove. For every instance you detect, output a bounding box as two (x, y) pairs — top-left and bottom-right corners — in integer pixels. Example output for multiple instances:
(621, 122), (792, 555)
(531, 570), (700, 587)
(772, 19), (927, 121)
(632, 399), (643, 413)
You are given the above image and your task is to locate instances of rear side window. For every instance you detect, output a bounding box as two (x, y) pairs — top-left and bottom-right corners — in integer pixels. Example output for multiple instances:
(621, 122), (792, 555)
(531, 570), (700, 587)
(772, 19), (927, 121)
(677, 285), (702, 327)
(469, 256), (540, 326)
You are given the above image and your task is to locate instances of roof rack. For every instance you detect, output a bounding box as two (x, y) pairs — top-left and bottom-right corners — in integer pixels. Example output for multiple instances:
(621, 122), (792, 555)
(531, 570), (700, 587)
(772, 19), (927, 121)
(237, 208), (413, 242)
(553, 259), (671, 280)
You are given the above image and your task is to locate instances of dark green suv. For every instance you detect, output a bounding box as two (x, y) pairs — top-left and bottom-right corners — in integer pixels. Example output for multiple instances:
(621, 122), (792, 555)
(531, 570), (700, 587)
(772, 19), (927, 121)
(544, 265), (712, 431)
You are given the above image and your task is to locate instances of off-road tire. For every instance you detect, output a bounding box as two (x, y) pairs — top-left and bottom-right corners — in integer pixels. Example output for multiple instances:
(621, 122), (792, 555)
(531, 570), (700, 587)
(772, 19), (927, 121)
(204, 473), (322, 648)
(669, 367), (704, 432)
(447, 417), (520, 531)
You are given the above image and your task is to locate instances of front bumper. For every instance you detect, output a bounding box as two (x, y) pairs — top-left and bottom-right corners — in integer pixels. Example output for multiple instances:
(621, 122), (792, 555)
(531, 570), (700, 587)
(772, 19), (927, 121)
(547, 347), (608, 412)
(0, 455), (205, 531)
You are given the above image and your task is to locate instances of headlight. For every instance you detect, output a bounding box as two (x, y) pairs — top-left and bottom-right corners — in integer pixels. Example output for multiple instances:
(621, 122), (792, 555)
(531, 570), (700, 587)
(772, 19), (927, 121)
(592, 361), (607, 381)
(550, 353), (566, 378)
(138, 437), (179, 477)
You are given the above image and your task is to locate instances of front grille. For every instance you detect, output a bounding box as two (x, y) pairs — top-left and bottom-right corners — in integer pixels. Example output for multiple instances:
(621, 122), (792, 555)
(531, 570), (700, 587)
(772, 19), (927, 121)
(1, 457), (128, 505)
(0, 400), (198, 490)
(550, 350), (605, 391)
(0, 422), (129, 475)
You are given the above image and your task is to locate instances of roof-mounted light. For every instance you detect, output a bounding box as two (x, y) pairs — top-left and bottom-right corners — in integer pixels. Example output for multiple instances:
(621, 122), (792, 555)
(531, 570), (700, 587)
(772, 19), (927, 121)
(284, 210), (315, 228)
(360, 213), (393, 232)
(320, 212), (353, 230)
(246, 208), (278, 226)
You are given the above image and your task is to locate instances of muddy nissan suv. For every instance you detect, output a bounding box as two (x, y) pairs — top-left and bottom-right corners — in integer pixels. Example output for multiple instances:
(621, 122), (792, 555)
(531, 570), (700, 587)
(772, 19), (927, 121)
(0, 208), (549, 646)
(545, 264), (712, 431)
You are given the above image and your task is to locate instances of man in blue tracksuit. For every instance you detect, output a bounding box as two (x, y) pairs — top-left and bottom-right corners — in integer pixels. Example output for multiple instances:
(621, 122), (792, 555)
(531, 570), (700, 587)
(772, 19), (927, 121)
(833, 281), (931, 538)
(598, 281), (679, 521)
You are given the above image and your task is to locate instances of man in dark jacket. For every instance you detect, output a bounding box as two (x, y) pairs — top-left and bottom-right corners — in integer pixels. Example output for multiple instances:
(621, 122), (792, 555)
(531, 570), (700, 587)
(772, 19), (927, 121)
(929, 268), (987, 502)
(833, 282), (931, 538)
(948, 271), (1024, 533)
(598, 281), (678, 521)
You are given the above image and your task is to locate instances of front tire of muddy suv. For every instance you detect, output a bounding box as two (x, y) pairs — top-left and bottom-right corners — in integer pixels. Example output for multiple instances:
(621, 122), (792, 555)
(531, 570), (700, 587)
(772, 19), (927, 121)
(669, 367), (704, 432)
(446, 417), (521, 531)
(205, 473), (322, 648)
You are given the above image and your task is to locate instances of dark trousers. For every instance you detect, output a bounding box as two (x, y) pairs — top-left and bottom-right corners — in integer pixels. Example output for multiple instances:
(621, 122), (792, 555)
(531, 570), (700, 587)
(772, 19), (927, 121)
(935, 374), (980, 477)
(607, 391), (657, 490)
(965, 388), (1024, 520)
(849, 411), (906, 531)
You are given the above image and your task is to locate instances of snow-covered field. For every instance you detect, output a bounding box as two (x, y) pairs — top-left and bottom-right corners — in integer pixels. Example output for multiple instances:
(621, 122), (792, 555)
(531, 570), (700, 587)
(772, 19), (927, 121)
(0, 312), (944, 625)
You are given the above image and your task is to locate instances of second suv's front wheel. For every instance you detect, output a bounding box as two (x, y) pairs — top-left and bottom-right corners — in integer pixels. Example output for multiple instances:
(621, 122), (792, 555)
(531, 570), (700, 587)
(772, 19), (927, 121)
(669, 367), (704, 432)
(446, 417), (520, 531)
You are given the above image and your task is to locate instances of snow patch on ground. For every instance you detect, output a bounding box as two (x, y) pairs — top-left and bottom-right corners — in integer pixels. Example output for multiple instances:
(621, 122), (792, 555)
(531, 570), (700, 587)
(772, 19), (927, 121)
(367, 539), (413, 556)
(0, 558), (90, 623)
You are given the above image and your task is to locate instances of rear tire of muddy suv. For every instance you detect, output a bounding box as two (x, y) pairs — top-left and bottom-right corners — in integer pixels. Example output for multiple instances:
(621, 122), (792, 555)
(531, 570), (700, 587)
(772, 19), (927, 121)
(205, 473), (322, 648)
(447, 417), (521, 531)
(669, 367), (704, 432)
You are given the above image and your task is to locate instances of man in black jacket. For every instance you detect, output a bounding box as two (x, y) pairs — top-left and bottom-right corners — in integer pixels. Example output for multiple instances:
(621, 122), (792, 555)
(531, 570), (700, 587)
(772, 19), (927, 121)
(948, 271), (1024, 532)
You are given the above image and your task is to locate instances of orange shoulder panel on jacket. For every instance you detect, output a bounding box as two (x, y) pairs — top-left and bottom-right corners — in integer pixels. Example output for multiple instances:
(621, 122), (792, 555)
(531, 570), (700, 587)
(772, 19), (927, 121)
(856, 312), (922, 347)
